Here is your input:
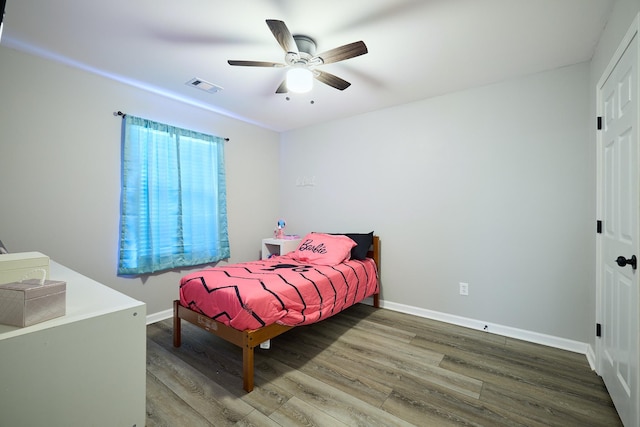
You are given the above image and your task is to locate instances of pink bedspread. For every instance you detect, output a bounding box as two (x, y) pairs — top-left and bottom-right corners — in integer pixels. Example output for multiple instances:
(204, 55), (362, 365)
(179, 254), (378, 331)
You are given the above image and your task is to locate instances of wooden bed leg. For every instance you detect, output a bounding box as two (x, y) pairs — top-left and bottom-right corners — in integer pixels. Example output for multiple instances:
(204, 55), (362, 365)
(243, 345), (255, 392)
(173, 300), (182, 347)
(373, 293), (380, 308)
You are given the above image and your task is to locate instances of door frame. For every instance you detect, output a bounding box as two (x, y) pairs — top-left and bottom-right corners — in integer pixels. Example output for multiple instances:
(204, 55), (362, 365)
(595, 12), (640, 427)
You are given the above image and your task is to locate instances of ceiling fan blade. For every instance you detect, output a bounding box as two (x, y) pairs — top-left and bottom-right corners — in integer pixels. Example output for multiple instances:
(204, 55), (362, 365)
(314, 41), (368, 64)
(315, 70), (351, 91)
(227, 60), (285, 67)
(266, 19), (298, 54)
(275, 80), (288, 94)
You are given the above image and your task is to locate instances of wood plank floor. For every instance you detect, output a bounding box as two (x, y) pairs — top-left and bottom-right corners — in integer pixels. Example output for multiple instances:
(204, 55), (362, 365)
(146, 304), (622, 426)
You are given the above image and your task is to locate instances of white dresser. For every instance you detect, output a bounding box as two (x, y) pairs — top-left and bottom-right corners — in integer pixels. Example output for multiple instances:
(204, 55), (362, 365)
(0, 261), (146, 427)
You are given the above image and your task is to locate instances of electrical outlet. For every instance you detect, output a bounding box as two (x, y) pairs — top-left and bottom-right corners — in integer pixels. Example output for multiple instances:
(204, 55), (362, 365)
(459, 282), (469, 296)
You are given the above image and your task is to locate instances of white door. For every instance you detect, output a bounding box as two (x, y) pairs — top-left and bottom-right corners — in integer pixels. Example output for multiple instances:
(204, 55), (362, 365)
(597, 16), (639, 427)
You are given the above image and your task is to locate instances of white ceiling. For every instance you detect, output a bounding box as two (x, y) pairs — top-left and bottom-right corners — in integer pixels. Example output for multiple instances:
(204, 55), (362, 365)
(2, 0), (614, 132)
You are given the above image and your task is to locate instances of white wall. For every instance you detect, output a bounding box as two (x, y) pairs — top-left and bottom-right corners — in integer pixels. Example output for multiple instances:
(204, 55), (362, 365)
(0, 46), (281, 315)
(280, 62), (593, 343)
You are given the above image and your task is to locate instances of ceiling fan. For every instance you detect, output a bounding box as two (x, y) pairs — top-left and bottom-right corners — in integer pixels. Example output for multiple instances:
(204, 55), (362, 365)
(228, 19), (368, 94)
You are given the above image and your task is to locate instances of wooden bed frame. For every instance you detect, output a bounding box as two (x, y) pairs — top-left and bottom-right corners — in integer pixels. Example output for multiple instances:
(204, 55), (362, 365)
(173, 235), (380, 392)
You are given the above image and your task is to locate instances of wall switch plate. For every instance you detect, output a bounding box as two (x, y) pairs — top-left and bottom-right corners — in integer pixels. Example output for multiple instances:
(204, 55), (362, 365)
(459, 282), (469, 296)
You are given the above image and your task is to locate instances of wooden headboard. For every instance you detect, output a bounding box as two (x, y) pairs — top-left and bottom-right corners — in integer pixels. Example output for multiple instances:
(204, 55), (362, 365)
(367, 235), (381, 271)
(368, 235), (380, 308)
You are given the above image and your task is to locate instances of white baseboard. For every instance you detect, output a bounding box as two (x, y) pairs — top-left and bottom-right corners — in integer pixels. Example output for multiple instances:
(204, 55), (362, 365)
(585, 344), (597, 371)
(146, 299), (592, 359)
(380, 300), (590, 356)
(146, 308), (173, 325)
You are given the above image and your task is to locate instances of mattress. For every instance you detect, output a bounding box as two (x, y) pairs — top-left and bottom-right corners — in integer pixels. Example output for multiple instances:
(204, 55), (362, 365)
(179, 254), (378, 331)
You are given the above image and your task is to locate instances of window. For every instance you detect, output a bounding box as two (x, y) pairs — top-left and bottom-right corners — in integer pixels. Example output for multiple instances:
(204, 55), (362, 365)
(118, 115), (229, 275)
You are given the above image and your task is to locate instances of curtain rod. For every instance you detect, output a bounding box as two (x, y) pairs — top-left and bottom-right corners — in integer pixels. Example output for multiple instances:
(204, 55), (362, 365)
(113, 111), (230, 141)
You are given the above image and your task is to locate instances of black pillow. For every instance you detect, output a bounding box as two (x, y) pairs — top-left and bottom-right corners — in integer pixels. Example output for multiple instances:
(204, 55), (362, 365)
(334, 232), (374, 260)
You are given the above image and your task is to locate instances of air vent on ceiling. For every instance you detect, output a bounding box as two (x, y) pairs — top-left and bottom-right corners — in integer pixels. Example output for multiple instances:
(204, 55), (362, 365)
(186, 78), (223, 94)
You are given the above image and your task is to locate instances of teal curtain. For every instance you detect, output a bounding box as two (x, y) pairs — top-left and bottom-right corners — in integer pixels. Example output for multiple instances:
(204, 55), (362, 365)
(118, 115), (229, 275)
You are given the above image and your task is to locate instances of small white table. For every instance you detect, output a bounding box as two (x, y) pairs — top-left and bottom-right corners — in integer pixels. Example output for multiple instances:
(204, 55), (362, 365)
(261, 237), (302, 260)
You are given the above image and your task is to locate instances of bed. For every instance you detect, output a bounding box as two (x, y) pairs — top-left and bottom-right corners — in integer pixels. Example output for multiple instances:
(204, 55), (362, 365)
(173, 232), (380, 392)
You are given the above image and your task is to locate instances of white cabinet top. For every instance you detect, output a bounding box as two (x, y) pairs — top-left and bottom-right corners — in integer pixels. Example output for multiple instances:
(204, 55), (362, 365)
(0, 261), (145, 340)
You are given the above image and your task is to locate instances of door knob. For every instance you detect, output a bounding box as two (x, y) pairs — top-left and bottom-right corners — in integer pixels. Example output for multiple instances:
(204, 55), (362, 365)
(615, 255), (637, 270)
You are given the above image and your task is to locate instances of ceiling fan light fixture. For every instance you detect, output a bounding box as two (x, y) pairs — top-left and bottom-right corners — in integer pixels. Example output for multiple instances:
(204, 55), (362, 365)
(228, 20), (367, 94)
(286, 67), (313, 93)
